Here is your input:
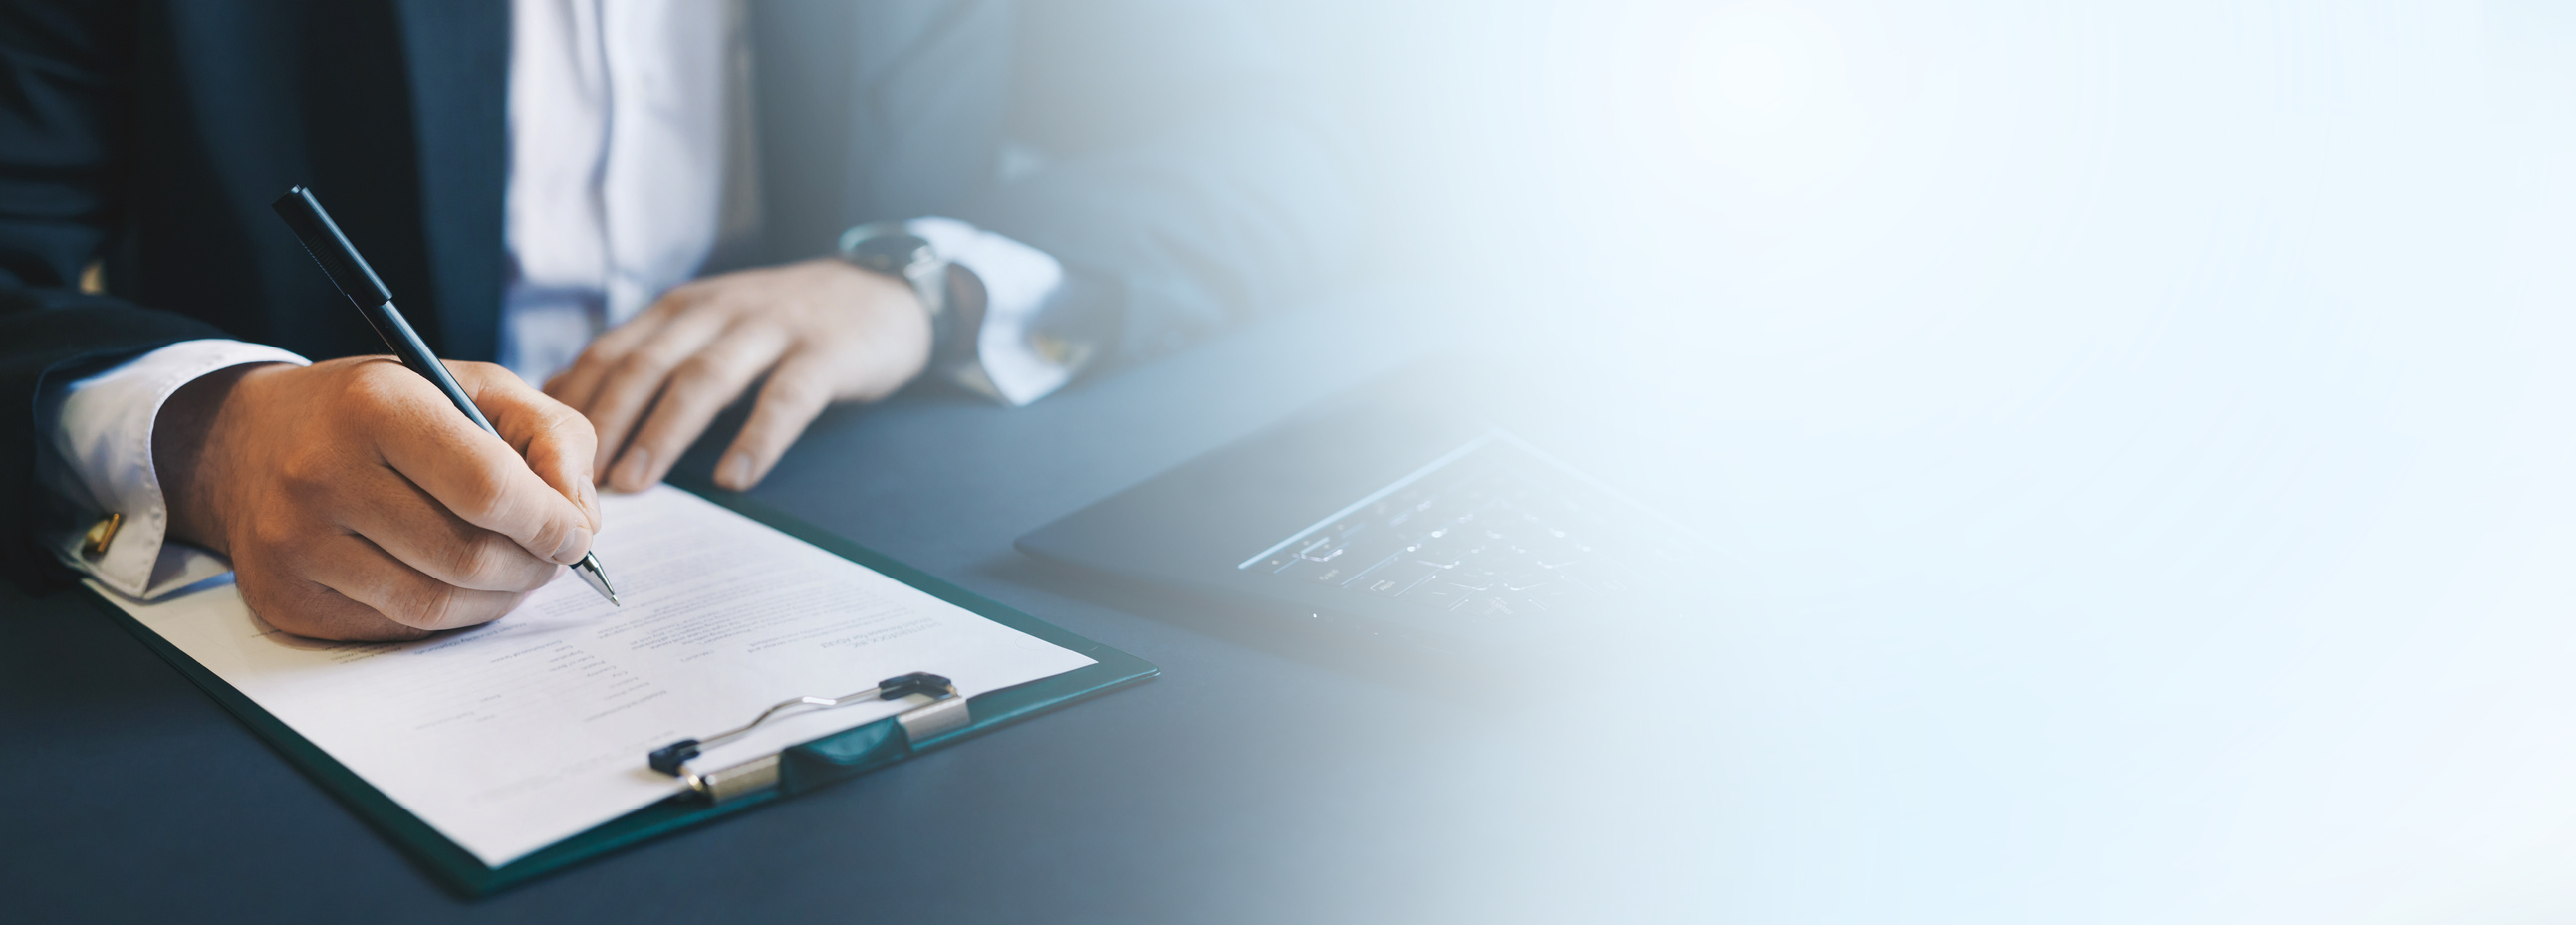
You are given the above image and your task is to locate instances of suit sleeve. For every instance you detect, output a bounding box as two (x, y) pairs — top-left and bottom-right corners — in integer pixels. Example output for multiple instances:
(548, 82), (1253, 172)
(955, 0), (1361, 365)
(0, 0), (230, 590)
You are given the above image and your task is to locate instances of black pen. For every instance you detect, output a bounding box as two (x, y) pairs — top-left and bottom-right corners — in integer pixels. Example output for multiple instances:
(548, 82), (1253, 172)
(271, 185), (620, 606)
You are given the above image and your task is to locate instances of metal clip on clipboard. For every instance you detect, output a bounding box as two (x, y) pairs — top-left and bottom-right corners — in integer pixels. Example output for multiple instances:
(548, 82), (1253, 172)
(645, 671), (970, 803)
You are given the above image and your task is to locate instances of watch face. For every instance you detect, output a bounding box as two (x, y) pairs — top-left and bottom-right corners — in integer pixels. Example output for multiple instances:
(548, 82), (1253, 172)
(846, 233), (934, 274)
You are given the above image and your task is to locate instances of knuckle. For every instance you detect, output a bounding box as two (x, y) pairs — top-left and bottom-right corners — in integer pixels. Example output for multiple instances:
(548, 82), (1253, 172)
(447, 533), (527, 586)
(672, 355), (725, 387)
(607, 349), (660, 380)
(755, 390), (814, 424)
(343, 366), (408, 408)
(355, 355), (418, 385)
(561, 351), (611, 380)
(607, 351), (680, 392)
(764, 372), (826, 410)
(525, 397), (593, 440)
(660, 282), (712, 307)
(534, 397), (586, 430)
(278, 453), (335, 496)
(419, 592), (470, 629)
(246, 516), (306, 556)
(397, 582), (513, 631)
(526, 516), (570, 557)
(448, 467), (514, 525)
(639, 338), (702, 370)
(390, 581), (459, 628)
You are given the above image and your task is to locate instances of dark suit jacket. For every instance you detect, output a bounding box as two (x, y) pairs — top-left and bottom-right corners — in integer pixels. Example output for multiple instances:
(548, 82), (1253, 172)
(0, 0), (1355, 588)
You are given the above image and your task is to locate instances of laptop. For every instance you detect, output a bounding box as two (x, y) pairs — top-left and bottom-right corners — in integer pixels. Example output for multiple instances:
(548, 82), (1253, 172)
(1015, 367), (1704, 661)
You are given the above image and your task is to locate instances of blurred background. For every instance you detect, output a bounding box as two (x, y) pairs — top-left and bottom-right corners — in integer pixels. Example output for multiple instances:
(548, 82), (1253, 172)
(18, 2), (2574, 921)
(1216, 0), (2576, 921)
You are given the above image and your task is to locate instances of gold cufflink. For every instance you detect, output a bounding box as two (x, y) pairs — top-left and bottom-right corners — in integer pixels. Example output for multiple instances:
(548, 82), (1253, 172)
(81, 512), (123, 560)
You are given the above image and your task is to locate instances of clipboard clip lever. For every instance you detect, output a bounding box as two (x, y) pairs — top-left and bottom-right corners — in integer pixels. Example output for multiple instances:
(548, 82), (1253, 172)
(646, 671), (968, 803)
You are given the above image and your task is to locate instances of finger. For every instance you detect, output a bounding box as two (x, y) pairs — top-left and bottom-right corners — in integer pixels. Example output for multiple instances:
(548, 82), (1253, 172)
(714, 347), (837, 491)
(543, 287), (694, 410)
(451, 361), (601, 532)
(233, 556), (430, 642)
(300, 531), (529, 632)
(359, 364), (597, 566)
(577, 307), (735, 478)
(330, 463), (561, 593)
(609, 324), (792, 492)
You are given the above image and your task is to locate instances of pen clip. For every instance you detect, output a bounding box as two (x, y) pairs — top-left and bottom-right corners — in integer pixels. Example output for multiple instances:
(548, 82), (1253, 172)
(646, 672), (965, 803)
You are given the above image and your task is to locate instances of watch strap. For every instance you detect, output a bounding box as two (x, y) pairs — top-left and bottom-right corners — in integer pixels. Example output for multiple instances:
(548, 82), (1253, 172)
(837, 222), (964, 363)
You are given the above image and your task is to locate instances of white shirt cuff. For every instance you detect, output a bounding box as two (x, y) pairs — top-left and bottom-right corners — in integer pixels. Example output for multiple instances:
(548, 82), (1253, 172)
(35, 339), (311, 599)
(905, 216), (1091, 406)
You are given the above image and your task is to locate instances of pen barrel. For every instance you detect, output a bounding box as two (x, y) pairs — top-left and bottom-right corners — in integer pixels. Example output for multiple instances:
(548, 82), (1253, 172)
(271, 185), (495, 435)
(366, 299), (497, 436)
(271, 186), (393, 306)
(277, 183), (612, 603)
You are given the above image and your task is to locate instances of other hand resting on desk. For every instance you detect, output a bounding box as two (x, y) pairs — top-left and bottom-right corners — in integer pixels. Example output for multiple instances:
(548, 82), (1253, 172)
(545, 258), (933, 495)
(153, 358), (604, 641)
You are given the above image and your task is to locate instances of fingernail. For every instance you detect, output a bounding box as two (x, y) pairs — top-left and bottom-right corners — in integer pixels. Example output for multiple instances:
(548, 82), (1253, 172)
(612, 447), (651, 490)
(552, 527), (592, 565)
(718, 450), (754, 489)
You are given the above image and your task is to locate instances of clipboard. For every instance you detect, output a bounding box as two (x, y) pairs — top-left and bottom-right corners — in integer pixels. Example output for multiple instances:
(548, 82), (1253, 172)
(81, 474), (1159, 896)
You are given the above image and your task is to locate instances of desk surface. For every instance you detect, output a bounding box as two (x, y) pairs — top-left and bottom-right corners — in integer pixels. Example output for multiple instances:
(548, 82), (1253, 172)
(21, 275), (2576, 923)
(0, 286), (1525, 924)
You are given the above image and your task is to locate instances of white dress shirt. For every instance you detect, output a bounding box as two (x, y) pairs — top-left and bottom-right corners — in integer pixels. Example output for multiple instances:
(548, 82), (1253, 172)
(40, 0), (1078, 599)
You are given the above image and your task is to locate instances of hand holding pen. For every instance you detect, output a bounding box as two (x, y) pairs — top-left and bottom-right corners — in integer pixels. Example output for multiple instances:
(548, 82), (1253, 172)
(141, 187), (617, 642)
(273, 187), (618, 606)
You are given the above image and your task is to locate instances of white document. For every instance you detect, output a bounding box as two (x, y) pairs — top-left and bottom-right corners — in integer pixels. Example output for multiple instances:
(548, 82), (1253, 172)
(93, 485), (1096, 867)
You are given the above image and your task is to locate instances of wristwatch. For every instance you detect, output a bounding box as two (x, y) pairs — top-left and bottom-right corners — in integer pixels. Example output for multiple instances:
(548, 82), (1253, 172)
(837, 221), (960, 360)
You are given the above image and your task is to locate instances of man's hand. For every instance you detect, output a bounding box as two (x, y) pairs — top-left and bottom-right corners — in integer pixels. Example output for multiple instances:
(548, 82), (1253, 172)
(155, 358), (603, 641)
(544, 258), (932, 494)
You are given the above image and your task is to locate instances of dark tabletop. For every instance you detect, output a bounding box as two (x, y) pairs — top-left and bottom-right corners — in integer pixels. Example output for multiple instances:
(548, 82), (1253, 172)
(1, 284), (1580, 924)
